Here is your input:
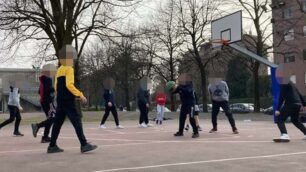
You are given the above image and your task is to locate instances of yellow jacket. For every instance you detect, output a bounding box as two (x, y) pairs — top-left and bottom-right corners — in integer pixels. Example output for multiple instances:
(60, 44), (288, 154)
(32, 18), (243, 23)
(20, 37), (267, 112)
(55, 65), (84, 101)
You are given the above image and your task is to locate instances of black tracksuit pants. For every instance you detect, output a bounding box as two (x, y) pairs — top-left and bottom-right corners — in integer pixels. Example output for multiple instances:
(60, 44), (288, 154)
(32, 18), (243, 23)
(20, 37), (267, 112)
(100, 106), (119, 126)
(0, 105), (21, 133)
(139, 104), (149, 125)
(277, 104), (306, 135)
(50, 101), (87, 147)
(178, 106), (198, 134)
(37, 101), (54, 138)
(212, 101), (237, 131)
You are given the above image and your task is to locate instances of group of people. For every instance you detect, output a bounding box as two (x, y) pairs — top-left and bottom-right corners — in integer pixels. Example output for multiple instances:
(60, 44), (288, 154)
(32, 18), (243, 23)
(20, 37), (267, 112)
(1, 45), (306, 156)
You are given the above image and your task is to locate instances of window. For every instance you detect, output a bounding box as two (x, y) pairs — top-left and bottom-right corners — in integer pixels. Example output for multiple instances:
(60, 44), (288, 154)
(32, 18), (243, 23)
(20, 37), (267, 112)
(282, 8), (292, 19)
(303, 0), (306, 12)
(284, 53), (295, 63)
(304, 49), (306, 61)
(284, 29), (294, 41)
(304, 26), (306, 37)
(290, 75), (296, 84)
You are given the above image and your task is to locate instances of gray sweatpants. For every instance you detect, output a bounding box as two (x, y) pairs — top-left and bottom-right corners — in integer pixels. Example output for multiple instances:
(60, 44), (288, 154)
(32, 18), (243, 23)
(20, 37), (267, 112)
(156, 105), (165, 121)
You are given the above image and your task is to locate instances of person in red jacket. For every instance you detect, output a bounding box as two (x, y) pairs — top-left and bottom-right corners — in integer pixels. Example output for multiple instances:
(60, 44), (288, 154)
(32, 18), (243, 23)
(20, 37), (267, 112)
(155, 87), (167, 125)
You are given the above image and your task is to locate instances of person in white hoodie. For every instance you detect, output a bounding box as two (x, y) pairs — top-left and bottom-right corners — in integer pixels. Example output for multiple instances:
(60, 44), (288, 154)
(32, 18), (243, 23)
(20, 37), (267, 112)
(0, 85), (24, 136)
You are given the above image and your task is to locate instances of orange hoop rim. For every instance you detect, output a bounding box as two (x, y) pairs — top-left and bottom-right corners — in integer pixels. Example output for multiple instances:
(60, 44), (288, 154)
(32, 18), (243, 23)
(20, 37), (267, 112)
(210, 39), (230, 46)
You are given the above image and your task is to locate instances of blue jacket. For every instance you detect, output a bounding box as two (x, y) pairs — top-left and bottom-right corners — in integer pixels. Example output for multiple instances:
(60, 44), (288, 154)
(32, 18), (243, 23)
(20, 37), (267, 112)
(173, 84), (195, 108)
(104, 89), (115, 107)
(137, 88), (150, 105)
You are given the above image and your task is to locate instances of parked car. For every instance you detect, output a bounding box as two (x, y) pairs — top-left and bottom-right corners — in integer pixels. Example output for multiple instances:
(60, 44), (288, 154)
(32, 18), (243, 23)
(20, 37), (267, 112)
(229, 103), (254, 113)
(263, 106), (273, 115)
(198, 104), (223, 113)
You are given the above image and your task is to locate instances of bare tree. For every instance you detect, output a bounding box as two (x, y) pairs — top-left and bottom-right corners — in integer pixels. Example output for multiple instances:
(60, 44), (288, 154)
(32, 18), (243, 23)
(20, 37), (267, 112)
(237, 0), (272, 112)
(150, 0), (184, 111)
(175, 0), (222, 112)
(0, 0), (140, 85)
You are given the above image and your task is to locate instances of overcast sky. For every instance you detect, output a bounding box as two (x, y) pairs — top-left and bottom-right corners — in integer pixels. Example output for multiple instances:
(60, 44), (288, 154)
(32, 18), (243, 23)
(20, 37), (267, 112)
(0, 0), (272, 69)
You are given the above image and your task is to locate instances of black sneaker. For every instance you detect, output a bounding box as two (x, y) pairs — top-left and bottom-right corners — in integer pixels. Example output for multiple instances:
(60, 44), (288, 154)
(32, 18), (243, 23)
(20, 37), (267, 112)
(41, 137), (51, 143)
(192, 133), (199, 138)
(81, 143), (98, 153)
(174, 132), (184, 137)
(13, 131), (24, 137)
(159, 121), (162, 125)
(233, 129), (239, 134)
(185, 124), (189, 131)
(31, 123), (39, 138)
(156, 120), (159, 125)
(47, 145), (64, 153)
(209, 128), (217, 133)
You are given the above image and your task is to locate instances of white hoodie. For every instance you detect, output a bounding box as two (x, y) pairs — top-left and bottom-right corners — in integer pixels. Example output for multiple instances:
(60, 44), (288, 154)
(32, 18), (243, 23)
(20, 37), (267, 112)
(8, 87), (21, 108)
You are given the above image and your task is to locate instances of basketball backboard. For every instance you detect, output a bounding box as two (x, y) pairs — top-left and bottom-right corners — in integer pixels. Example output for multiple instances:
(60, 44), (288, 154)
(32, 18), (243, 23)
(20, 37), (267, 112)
(211, 11), (242, 48)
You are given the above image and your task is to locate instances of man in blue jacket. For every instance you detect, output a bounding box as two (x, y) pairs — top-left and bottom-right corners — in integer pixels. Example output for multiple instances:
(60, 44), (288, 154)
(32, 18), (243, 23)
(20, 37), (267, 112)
(138, 77), (153, 128)
(100, 78), (123, 129)
(166, 74), (199, 138)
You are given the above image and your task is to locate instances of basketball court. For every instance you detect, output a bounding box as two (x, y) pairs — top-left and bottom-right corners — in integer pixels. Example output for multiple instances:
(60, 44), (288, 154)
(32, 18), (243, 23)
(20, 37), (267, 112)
(0, 116), (306, 172)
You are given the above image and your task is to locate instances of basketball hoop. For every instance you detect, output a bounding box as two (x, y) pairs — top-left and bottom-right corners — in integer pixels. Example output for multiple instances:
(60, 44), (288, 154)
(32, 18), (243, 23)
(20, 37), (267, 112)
(210, 39), (230, 46)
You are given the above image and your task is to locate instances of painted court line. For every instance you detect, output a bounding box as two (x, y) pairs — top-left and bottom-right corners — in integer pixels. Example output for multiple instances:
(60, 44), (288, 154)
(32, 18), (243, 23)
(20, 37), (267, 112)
(0, 140), (272, 155)
(93, 151), (306, 172)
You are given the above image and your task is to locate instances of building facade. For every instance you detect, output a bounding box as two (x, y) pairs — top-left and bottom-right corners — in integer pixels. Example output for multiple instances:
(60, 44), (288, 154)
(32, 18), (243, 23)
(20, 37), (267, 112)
(0, 68), (41, 112)
(272, 0), (306, 94)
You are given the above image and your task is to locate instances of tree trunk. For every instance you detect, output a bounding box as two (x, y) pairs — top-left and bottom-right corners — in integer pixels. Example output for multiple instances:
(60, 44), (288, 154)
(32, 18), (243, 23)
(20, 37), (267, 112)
(124, 84), (131, 111)
(74, 59), (83, 116)
(200, 67), (208, 112)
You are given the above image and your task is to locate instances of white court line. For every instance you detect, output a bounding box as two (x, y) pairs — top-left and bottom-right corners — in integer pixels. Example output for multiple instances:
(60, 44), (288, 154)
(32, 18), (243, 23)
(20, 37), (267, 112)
(59, 136), (270, 144)
(93, 151), (306, 172)
(0, 140), (272, 155)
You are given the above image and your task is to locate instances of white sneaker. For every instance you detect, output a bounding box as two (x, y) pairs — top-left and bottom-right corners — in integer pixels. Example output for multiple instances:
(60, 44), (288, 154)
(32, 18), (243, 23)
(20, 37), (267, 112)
(147, 123), (153, 127)
(116, 125), (124, 129)
(139, 123), (147, 128)
(99, 124), (107, 129)
(280, 134), (290, 140)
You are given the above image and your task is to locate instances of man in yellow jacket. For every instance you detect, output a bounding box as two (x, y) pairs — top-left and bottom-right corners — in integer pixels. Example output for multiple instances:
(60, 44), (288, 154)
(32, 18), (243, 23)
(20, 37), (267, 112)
(47, 45), (97, 153)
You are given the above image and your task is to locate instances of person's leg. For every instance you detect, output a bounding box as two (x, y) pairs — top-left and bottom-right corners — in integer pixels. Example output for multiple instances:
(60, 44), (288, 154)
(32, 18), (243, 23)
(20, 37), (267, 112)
(111, 106), (120, 126)
(156, 105), (161, 124)
(144, 107), (149, 124)
(49, 106), (66, 147)
(139, 105), (145, 124)
(189, 112), (199, 136)
(100, 106), (111, 125)
(178, 108), (187, 134)
(14, 108), (22, 134)
(160, 105), (165, 124)
(66, 102), (87, 146)
(221, 101), (237, 132)
(290, 105), (306, 135)
(0, 106), (16, 129)
(211, 101), (220, 131)
(276, 108), (290, 135)
(39, 102), (53, 138)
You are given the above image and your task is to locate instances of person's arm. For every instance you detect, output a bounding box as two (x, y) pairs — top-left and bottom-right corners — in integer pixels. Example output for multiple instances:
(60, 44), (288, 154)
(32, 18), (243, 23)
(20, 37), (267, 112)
(194, 91), (199, 105)
(65, 67), (84, 98)
(277, 85), (285, 111)
(224, 82), (229, 97)
(296, 87), (306, 106)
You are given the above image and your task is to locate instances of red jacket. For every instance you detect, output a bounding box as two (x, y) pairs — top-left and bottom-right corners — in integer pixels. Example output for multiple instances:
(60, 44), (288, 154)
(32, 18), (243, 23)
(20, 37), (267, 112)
(156, 93), (167, 105)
